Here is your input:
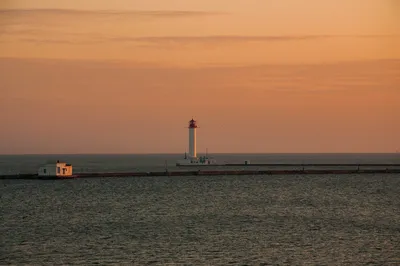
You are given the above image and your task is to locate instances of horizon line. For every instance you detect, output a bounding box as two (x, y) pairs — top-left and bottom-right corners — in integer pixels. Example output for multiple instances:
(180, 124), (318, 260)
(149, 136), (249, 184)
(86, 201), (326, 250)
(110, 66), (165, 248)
(0, 152), (398, 156)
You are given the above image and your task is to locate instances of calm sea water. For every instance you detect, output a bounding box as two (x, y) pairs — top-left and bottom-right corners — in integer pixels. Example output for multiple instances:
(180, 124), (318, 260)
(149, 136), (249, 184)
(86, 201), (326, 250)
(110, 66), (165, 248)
(1, 154), (400, 265)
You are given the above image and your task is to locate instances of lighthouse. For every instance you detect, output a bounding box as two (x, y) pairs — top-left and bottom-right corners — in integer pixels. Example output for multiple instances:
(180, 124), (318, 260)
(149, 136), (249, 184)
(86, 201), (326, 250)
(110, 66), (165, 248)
(188, 118), (197, 159)
(176, 118), (217, 166)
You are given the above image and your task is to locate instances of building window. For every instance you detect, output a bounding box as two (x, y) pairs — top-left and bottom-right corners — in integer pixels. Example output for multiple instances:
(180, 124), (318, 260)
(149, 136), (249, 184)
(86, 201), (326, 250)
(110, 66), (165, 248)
(43, 169), (47, 174)
(57, 167), (60, 174)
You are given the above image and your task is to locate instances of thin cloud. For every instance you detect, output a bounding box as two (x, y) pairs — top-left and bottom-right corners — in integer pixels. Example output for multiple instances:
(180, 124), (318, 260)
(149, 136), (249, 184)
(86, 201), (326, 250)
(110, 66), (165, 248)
(8, 34), (399, 46)
(0, 8), (225, 17)
(0, 8), (226, 29)
(113, 35), (332, 44)
(115, 34), (400, 44)
(17, 38), (87, 45)
(3, 34), (331, 46)
(1, 56), (398, 92)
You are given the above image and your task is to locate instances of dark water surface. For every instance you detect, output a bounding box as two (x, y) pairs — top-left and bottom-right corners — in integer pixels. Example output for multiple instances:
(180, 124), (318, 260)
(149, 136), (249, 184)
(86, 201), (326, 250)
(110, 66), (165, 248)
(1, 154), (400, 265)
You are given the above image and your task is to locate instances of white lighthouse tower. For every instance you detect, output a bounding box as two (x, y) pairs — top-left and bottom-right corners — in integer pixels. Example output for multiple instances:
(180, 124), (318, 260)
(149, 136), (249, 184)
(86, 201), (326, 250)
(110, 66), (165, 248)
(188, 118), (197, 159)
(176, 118), (217, 166)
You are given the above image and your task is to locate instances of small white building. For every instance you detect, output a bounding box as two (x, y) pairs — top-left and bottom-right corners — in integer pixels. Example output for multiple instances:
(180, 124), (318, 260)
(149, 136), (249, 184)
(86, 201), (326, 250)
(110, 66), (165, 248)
(38, 160), (73, 177)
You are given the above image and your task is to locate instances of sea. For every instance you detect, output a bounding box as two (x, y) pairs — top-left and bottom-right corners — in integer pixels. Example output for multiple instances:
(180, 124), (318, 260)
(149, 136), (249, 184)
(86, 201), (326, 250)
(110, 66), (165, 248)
(1, 153), (399, 265)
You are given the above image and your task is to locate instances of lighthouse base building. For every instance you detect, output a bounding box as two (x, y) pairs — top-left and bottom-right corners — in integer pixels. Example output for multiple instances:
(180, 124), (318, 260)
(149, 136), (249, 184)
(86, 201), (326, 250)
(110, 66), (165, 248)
(176, 154), (217, 166)
(176, 118), (217, 166)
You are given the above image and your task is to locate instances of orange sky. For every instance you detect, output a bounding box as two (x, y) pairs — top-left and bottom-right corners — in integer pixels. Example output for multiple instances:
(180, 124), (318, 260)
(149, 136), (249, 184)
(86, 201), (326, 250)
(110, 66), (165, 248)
(0, 0), (399, 154)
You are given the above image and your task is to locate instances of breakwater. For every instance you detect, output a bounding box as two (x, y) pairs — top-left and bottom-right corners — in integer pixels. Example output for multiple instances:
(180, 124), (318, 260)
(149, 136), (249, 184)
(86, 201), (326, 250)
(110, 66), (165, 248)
(182, 163), (400, 167)
(1, 167), (400, 180)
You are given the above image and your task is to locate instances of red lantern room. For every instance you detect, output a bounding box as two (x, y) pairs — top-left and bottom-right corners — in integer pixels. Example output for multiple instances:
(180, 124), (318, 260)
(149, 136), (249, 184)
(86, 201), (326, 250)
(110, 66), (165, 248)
(189, 119), (198, 128)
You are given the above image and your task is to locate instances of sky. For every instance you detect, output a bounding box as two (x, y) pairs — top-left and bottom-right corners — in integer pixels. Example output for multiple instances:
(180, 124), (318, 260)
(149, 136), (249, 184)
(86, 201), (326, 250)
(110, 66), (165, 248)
(0, 0), (399, 154)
